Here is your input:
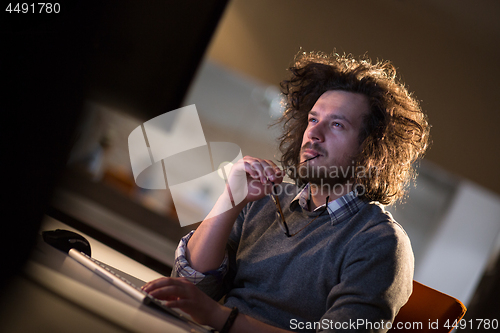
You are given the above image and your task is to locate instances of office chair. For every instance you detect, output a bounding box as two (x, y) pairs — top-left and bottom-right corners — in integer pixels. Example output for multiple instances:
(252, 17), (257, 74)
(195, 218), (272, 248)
(390, 280), (467, 332)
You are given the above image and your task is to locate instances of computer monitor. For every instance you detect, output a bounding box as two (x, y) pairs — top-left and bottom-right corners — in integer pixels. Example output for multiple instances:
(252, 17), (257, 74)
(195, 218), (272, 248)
(2, 0), (228, 285)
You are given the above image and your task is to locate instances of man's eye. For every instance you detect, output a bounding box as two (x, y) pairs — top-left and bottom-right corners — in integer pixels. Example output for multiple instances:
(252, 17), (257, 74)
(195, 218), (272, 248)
(309, 118), (317, 123)
(333, 122), (343, 128)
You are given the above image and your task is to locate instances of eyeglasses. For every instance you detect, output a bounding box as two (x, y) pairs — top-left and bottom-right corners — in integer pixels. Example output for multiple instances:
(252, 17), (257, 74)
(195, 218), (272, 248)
(269, 155), (323, 237)
(270, 183), (329, 237)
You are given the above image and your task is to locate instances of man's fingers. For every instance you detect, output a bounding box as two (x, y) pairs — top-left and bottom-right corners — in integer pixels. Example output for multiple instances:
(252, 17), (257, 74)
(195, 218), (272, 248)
(141, 277), (191, 293)
(148, 279), (196, 300)
(262, 159), (283, 182)
(260, 159), (275, 181)
(243, 157), (266, 183)
(149, 285), (186, 300)
(141, 278), (167, 292)
(242, 156), (282, 184)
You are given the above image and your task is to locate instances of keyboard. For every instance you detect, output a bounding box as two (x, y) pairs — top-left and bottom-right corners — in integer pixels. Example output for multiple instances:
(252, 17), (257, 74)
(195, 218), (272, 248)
(68, 249), (212, 332)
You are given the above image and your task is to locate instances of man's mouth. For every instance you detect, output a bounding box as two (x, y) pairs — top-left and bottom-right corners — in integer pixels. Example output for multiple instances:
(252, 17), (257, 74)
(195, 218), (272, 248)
(304, 155), (319, 162)
(300, 151), (321, 164)
(300, 143), (326, 164)
(302, 149), (321, 158)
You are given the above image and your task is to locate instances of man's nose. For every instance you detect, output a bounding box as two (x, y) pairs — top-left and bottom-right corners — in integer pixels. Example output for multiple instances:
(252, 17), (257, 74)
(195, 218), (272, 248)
(306, 120), (325, 142)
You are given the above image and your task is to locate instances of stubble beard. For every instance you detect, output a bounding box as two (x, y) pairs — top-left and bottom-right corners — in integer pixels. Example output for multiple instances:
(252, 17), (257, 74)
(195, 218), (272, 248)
(298, 163), (350, 187)
(297, 142), (356, 191)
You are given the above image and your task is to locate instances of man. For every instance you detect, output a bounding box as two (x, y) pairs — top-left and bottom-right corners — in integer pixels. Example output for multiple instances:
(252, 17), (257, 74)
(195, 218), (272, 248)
(142, 51), (430, 332)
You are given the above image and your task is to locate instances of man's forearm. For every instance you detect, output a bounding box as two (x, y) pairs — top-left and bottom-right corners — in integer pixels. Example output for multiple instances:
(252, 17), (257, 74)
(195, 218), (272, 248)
(186, 155), (279, 273)
(186, 190), (247, 273)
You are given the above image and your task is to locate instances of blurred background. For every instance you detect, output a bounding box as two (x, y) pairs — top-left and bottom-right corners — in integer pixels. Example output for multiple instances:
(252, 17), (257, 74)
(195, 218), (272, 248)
(3, 0), (499, 327)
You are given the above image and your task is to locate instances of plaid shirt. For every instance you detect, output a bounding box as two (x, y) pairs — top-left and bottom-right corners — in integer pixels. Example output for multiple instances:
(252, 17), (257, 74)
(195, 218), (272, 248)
(292, 183), (368, 225)
(174, 183), (367, 284)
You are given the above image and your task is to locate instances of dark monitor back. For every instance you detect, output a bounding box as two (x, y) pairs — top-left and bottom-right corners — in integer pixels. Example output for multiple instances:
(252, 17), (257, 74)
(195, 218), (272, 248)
(1, 0), (228, 286)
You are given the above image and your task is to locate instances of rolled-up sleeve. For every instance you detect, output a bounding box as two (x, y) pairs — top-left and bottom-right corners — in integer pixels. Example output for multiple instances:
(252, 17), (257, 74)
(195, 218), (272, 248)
(171, 205), (245, 301)
(171, 230), (229, 285)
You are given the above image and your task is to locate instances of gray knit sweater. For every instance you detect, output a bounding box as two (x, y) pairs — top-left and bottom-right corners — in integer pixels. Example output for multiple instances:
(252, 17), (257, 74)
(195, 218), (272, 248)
(189, 182), (414, 332)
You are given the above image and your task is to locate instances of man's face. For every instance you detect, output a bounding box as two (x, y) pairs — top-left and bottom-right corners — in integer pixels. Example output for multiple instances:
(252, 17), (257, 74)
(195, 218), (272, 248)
(299, 90), (369, 185)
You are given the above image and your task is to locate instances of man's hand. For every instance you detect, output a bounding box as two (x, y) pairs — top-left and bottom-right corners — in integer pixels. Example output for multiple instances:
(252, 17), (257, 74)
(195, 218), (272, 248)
(142, 277), (292, 333)
(228, 156), (284, 205)
(185, 156), (283, 277)
(141, 277), (227, 328)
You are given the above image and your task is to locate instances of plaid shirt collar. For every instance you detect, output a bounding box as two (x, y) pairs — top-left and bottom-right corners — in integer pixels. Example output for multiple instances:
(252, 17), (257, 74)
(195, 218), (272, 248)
(290, 183), (368, 225)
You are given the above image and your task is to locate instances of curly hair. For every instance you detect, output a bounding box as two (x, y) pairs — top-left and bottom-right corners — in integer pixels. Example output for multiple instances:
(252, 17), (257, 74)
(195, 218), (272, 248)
(277, 51), (430, 205)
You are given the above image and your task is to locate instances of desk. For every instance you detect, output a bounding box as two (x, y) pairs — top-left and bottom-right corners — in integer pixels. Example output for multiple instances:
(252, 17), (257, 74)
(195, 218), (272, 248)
(0, 216), (211, 333)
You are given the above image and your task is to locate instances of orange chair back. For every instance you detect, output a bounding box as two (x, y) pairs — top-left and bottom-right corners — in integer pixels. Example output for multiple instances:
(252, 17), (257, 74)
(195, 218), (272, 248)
(390, 280), (467, 332)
